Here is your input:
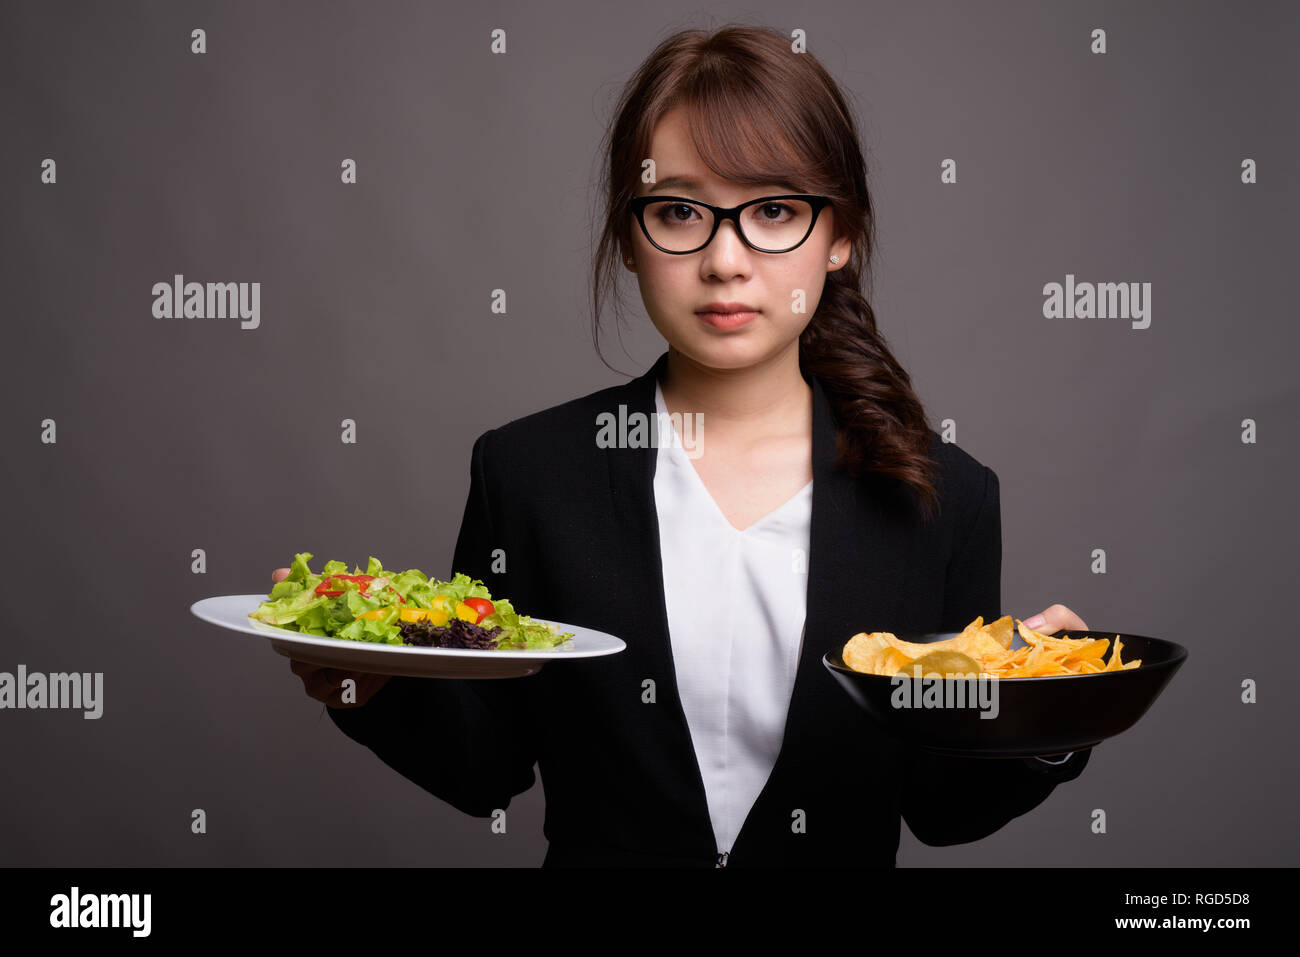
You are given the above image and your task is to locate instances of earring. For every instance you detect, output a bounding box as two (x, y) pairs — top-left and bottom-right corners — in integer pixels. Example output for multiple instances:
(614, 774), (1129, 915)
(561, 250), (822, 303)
(829, 255), (840, 265)
(625, 258), (634, 266)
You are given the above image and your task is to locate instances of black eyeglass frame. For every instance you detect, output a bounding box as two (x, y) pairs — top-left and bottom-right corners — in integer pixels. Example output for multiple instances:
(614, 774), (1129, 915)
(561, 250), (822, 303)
(627, 193), (834, 255)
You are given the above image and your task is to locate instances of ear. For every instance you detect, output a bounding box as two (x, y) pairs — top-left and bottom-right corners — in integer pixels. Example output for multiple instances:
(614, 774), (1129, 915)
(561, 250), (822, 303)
(827, 234), (852, 271)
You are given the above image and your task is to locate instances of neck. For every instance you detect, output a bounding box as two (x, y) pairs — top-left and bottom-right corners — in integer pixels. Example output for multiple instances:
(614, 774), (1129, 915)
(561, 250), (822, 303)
(658, 343), (811, 430)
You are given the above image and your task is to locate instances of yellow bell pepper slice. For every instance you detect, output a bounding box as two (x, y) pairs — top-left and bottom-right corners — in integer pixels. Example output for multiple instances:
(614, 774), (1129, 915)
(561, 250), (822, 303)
(402, 604), (451, 625)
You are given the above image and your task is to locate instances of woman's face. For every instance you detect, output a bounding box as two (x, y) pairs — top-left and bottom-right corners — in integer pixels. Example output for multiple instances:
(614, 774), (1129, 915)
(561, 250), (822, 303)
(627, 107), (851, 372)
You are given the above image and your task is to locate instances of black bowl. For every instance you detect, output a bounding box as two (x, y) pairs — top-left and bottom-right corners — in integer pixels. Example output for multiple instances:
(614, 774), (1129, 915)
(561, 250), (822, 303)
(823, 629), (1187, 758)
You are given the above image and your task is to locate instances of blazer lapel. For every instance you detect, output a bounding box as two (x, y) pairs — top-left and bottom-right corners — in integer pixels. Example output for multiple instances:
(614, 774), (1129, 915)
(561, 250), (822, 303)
(780, 367), (895, 758)
(739, 363), (914, 854)
(603, 350), (715, 848)
(603, 348), (902, 853)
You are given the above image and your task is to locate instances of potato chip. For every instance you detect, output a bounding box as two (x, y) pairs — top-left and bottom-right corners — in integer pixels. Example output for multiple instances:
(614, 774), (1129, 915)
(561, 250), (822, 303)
(875, 632), (961, 659)
(1102, 635), (1141, 671)
(897, 650), (982, 678)
(843, 633), (914, 676)
(1063, 638), (1110, 661)
(983, 615), (1015, 649)
(953, 628), (1017, 664)
(841, 618), (1141, 678)
(1017, 620), (1051, 646)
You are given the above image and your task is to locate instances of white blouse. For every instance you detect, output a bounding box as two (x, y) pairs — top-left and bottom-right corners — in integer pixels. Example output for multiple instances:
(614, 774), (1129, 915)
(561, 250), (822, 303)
(652, 380), (814, 855)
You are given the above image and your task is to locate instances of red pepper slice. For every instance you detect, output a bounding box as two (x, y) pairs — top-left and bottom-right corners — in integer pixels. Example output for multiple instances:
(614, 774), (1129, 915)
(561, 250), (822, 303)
(315, 574), (405, 605)
(315, 573), (372, 597)
(360, 585), (407, 604)
(315, 573), (405, 603)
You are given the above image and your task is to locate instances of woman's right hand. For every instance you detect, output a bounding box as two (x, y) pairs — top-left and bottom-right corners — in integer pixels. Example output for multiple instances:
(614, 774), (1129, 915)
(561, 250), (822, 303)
(272, 566), (393, 708)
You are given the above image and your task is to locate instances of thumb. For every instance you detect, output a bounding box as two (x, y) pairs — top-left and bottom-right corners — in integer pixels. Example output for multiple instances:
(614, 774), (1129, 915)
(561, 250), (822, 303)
(1021, 603), (1088, 635)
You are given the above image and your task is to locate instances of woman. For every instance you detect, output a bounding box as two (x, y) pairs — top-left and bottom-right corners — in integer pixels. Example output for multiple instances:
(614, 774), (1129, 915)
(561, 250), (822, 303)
(283, 25), (1091, 867)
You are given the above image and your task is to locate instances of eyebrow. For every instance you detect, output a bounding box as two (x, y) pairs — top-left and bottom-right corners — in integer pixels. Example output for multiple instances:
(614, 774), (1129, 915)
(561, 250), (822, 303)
(648, 175), (801, 196)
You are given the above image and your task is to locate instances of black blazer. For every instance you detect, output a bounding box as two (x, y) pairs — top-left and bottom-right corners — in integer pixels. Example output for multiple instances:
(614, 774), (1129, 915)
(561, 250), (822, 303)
(328, 349), (1090, 866)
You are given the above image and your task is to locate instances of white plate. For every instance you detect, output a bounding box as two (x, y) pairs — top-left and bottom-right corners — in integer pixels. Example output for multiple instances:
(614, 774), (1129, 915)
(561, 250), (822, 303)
(190, 594), (626, 679)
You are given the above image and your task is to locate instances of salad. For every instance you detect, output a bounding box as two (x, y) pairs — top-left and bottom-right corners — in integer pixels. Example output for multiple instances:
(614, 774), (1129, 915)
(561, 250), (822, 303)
(249, 552), (573, 650)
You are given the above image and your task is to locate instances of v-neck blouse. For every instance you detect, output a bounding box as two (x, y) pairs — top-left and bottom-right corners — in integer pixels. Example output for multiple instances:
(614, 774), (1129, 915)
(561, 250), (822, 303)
(651, 379), (814, 855)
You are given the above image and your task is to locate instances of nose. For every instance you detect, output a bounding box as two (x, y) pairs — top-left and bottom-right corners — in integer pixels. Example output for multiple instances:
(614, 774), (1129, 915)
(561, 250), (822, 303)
(700, 218), (752, 276)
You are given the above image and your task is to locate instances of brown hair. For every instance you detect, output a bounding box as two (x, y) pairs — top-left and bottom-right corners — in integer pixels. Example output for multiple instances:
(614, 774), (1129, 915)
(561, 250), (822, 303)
(590, 24), (940, 520)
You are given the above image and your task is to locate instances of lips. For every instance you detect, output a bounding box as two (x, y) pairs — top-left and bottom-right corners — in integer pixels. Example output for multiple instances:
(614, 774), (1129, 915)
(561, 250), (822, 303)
(695, 301), (759, 330)
(696, 301), (758, 315)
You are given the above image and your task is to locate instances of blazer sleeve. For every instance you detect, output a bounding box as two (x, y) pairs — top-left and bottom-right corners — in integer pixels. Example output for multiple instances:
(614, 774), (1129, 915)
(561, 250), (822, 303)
(902, 464), (1093, 847)
(323, 429), (542, 818)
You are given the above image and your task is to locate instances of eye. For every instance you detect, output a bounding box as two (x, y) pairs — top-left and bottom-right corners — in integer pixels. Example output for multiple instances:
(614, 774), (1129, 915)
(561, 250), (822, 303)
(751, 202), (794, 224)
(656, 203), (701, 225)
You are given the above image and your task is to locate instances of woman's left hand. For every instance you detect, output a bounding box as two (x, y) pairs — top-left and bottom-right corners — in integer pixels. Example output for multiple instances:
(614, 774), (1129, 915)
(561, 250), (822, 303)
(1020, 603), (1088, 635)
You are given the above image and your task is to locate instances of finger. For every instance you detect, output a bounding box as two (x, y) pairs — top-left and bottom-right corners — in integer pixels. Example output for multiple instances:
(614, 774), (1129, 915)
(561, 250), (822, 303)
(359, 673), (390, 699)
(272, 567), (291, 583)
(290, 660), (336, 693)
(289, 658), (316, 679)
(294, 664), (338, 701)
(1022, 604), (1088, 635)
(1043, 603), (1088, 632)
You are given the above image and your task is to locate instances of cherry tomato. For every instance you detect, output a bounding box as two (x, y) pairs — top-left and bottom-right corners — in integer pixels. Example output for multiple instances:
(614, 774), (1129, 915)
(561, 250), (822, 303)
(462, 597), (495, 624)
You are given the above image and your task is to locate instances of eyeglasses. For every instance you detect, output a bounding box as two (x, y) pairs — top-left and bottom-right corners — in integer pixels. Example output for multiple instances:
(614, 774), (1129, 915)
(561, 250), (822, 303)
(628, 193), (833, 255)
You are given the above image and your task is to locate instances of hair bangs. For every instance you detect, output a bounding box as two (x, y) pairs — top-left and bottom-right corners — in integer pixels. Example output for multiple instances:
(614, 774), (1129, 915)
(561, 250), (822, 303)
(676, 89), (817, 194)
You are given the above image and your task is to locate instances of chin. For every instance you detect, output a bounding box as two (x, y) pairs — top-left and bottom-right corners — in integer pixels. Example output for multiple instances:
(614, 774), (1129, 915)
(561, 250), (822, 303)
(671, 334), (774, 371)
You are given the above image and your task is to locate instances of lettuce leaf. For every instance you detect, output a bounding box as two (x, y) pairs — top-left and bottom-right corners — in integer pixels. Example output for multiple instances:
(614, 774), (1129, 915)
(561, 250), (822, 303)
(248, 554), (571, 649)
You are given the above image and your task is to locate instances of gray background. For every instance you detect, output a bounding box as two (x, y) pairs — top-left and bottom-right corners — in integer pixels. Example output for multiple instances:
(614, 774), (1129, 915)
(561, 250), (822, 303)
(2, 0), (1296, 866)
